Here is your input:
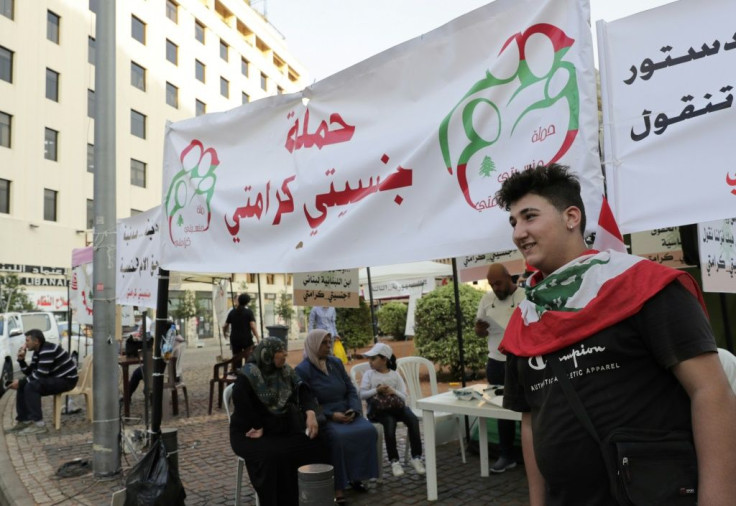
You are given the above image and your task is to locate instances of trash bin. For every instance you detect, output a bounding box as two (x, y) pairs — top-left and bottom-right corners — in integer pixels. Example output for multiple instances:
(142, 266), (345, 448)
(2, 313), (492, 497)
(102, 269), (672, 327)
(266, 324), (289, 347)
(298, 463), (333, 505)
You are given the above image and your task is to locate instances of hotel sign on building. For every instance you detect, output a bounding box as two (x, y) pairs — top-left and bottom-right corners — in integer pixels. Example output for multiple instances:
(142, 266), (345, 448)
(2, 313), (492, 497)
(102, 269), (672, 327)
(0, 264), (69, 312)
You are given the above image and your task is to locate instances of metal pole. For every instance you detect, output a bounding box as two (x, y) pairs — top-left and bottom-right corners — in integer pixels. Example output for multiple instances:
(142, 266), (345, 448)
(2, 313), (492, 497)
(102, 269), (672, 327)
(366, 267), (378, 343)
(66, 279), (72, 413)
(151, 268), (170, 442)
(92, 0), (120, 477)
(720, 293), (734, 352)
(141, 309), (151, 434)
(257, 274), (264, 338)
(451, 258), (470, 440)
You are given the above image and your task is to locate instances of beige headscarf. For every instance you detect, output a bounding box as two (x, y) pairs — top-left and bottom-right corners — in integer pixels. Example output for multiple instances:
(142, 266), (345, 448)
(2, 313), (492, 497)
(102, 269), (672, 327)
(304, 329), (330, 374)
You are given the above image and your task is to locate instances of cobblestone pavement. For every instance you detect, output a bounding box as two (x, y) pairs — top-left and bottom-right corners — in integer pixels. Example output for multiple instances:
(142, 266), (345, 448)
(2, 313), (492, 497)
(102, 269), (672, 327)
(0, 338), (530, 505)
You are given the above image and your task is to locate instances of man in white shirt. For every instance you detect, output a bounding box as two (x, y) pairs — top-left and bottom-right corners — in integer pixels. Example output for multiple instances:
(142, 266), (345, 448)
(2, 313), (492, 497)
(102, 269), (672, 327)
(475, 263), (525, 473)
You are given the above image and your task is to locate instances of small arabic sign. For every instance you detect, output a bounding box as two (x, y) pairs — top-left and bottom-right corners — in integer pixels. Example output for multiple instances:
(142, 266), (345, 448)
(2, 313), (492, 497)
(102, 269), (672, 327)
(630, 227), (690, 269)
(293, 269), (359, 308)
(699, 218), (736, 293)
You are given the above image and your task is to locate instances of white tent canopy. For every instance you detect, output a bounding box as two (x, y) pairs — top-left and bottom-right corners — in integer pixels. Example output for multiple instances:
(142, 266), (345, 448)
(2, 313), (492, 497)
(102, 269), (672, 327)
(358, 261), (452, 285)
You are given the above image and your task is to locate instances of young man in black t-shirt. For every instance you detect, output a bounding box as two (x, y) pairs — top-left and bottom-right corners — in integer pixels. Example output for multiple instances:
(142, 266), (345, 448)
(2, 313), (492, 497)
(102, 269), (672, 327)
(223, 293), (260, 373)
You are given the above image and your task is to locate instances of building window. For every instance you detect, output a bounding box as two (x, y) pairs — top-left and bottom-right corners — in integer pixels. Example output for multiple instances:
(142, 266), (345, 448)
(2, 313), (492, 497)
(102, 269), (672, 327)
(0, 179), (9, 214)
(260, 72), (267, 91)
(43, 189), (57, 221)
(45, 68), (59, 101)
(1, 0), (14, 20)
(0, 111), (10, 148)
(220, 77), (229, 98)
(47, 11), (60, 44)
(266, 274), (275, 284)
(247, 273), (257, 283)
(195, 60), (205, 83)
(166, 39), (178, 65)
(87, 37), (97, 66)
(277, 86), (284, 95)
(87, 89), (95, 118)
(130, 110), (146, 139)
(194, 20), (205, 43)
(131, 15), (146, 44)
(44, 128), (58, 161)
(131, 159), (146, 187)
(195, 100), (206, 117)
(87, 143), (94, 173)
(131, 61), (146, 91)
(241, 58), (249, 77)
(241, 92), (249, 105)
(86, 199), (94, 229)
(89, 0), (98, 14)
(166, 0), (178, 23)
(0, 46), (12, 83)
(219, 39), (228, 61)
(166, 82), (178, 108)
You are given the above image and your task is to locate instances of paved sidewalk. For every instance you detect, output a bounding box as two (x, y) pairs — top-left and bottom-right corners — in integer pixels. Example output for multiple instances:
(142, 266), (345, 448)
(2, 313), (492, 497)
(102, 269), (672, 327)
(0, 339), (531, 505)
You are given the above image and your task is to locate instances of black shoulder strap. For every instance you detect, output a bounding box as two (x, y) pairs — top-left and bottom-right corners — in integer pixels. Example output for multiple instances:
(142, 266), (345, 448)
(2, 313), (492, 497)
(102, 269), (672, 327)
(548, 357), (601, 443)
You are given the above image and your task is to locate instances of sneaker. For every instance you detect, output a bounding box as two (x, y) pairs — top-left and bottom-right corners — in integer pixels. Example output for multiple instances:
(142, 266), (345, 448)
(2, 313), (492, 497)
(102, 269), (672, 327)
(391, 460), (404, 477)
(6, 421), (32, 433)
(490, 456), (517, 474)
(410, 458), (426, 475)
(18, 423), (48, 436)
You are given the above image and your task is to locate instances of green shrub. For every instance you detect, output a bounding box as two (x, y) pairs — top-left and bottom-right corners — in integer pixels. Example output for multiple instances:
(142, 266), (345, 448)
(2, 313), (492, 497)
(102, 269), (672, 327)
(377, 302), (408, 341)
(336, 297), (374, 355)
(414, 283), (486, 380)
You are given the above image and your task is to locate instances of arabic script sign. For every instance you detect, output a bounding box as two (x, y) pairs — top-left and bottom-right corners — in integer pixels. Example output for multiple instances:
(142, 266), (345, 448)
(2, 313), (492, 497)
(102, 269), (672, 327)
(699, 218), (736, 293)
(160, 0), (600, 273)
(293, 269), (359, 308)
(598, 0), (736, 233)
(116, 206), (161, 309)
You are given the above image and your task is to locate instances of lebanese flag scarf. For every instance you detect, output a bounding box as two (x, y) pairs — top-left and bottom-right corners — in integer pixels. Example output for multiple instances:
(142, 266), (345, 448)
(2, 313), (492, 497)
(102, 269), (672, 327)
(499, 249), (706, 357)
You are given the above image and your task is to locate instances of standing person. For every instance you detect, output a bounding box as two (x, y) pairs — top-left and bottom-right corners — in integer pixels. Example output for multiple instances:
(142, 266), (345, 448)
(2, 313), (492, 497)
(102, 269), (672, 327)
(474, 263), (525, 473)
(7, 329), (78, 435)
(309, 306), (348, 363)
(223, 293), (260, 374)
(230, 337), (328, 506)
(296, 329), (378, 504)
(495, 163), (736, 505)
(359, 342), (425, 477)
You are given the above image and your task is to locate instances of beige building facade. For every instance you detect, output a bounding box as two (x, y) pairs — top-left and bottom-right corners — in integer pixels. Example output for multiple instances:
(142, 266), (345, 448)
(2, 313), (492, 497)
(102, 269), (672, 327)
(0, 0), (305, 336)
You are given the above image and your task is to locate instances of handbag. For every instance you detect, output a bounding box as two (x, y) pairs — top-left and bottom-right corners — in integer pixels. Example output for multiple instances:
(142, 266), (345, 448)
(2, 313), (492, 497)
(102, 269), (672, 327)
(548, 357), (697, 506)
(368, 393), (405, 417)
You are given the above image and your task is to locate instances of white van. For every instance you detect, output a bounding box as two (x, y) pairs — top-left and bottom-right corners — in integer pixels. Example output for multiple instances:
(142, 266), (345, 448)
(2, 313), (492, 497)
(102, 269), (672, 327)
(0, 312), (60, 395)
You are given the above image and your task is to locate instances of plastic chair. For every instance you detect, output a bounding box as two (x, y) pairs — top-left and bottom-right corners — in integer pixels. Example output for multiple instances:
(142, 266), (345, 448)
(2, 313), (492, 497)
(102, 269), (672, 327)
(350, 361), (402, 475)
(223, 383), (260, 506)
(54, 354), (93, 430)
(209, 358), (235, 414)
(163, 353), (189, 417)
(396, 356), (466, 463)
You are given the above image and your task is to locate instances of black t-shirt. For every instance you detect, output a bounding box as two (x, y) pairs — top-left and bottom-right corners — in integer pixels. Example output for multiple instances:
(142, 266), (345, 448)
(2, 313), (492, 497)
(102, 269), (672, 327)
(226, 306), (256, 348)
(504, 282), (716, 506)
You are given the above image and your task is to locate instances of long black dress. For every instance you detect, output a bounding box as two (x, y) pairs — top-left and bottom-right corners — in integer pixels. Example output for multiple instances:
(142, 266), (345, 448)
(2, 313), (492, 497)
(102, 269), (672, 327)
(229, 374), (329, 506)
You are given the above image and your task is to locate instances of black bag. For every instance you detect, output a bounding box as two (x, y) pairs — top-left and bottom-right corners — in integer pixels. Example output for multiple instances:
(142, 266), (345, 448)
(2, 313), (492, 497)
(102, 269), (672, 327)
(368, 393), (405, 419)
(124, 439), (186, 506)
(603, 428), (697, 506)
(548, 358), (697, 506)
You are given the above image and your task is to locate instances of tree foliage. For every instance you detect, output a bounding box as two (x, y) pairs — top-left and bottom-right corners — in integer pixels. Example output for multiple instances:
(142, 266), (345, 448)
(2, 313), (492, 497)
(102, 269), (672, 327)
(172, 289), (200, 320)
(275, 289), (294, 325)
(0, 274), (36, 312)
(336, 297), (374, 354)
(414, 283), (486, 380)
(377, 302), (408, 341)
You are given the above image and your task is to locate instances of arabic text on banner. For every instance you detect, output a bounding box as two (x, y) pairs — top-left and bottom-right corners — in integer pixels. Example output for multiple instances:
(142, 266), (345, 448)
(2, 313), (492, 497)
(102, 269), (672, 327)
(699, 218), (736, 293)
(293, 269), (359, 308)
(116, 206), (161, 309)
(597, 0), (736, 233)
(160, 0), (601, 274)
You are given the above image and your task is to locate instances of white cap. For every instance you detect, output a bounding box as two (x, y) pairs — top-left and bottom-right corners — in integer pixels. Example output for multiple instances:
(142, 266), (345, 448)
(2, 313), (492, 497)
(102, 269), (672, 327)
(363, 342), (393, 358)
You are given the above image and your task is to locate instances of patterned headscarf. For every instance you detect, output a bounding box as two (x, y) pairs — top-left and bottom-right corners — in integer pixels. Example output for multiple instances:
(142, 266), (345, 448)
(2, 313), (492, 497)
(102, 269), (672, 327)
(241, 337), (298, 414)
(304, 329), (330, 375)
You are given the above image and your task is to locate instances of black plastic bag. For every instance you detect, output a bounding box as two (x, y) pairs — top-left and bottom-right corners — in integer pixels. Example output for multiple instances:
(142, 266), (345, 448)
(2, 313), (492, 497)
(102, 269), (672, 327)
(124, 439), (186, 506)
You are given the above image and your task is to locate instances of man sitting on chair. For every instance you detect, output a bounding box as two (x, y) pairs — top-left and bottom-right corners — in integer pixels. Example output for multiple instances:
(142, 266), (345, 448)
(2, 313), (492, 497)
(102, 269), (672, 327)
(8, 329), (78, 435)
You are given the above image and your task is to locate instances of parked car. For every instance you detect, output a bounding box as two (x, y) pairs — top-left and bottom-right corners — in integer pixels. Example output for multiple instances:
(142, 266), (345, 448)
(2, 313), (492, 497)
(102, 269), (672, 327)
(59, 322), (93, 365)
(0, 312), (60, 396)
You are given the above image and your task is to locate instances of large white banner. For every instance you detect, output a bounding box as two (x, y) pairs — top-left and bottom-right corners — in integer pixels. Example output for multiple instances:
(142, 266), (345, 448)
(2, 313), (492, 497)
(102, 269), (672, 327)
(161, 0), (601, 274)
(598, 0), (736, 234)
(116, 207), (161, 309)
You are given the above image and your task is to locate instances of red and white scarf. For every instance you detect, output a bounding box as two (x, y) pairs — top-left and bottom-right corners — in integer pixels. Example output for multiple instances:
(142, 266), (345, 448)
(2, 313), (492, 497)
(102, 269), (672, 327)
(499, 250), (706, 357)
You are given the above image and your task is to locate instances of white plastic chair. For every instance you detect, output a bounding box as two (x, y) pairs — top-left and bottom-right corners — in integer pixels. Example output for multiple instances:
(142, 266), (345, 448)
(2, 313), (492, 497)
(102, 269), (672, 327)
(397, 356), (466, 463)
(223, 383), (260, 506)
(54, 354), (93, 430)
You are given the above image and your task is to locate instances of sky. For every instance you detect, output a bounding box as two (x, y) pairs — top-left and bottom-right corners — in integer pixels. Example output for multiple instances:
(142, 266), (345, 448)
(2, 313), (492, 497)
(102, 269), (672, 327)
(263, 0), (677, 82)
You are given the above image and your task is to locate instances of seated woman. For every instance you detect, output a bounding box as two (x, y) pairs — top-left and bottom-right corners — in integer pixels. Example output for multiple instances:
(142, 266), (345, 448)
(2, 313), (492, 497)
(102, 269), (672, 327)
(229, 337), (328, 506)
(296, 329), (379, 504)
